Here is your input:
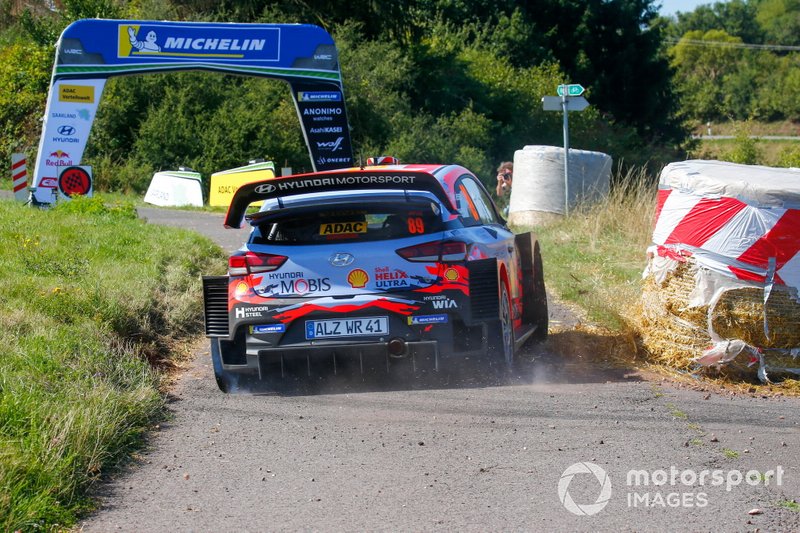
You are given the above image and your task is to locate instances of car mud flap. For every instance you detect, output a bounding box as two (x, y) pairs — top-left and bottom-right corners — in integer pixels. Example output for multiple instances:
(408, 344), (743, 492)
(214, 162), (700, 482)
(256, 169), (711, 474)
(202, 276), (230, 338)
(468, 258), (499, 322)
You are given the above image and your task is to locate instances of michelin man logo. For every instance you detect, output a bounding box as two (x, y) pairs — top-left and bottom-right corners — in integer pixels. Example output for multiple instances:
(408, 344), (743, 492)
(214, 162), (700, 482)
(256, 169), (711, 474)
(128, 27), (161, 52)
(558, 462), (612, 516)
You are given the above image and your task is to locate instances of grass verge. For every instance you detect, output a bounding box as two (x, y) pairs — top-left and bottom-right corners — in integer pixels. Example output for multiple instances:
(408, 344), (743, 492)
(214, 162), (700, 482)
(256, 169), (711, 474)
(515, 166), (656, 331)
(0, 197), (225, 530)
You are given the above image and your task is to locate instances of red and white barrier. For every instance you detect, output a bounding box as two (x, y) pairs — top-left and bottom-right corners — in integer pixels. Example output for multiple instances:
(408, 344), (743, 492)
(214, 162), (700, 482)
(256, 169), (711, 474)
(11, 153), (28, 202)
(648, 160), (800, 294)
(644, 160), (800, 378)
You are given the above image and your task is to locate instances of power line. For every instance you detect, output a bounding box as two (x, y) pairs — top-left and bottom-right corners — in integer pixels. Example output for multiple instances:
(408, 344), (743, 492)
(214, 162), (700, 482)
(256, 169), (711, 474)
(665, 38), (800, 52)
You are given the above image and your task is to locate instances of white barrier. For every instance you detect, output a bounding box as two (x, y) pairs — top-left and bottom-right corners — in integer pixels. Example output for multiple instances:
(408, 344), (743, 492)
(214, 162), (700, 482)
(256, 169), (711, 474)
(508, 145), (611, 226)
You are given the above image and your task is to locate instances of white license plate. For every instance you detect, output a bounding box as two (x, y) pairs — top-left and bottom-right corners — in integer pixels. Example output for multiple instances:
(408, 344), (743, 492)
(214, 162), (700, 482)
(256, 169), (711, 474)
(305, 316), (389, 339)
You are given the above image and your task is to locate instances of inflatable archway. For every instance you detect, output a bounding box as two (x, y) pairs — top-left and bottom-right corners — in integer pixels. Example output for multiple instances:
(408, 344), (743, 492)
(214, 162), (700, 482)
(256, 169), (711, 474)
(32, 19), (353, 205)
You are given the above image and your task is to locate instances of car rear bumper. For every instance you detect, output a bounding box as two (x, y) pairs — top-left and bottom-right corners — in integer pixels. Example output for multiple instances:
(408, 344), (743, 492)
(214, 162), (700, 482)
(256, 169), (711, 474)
(213, 322), (493, 379)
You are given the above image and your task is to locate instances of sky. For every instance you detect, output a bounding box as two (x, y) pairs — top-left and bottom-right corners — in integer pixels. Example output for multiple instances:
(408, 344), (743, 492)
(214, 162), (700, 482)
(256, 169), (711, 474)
(658, 0), (718, 18)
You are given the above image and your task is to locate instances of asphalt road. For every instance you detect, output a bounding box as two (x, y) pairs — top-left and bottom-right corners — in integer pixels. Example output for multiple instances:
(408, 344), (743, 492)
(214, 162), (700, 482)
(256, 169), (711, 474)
(80, 208), (799, 532)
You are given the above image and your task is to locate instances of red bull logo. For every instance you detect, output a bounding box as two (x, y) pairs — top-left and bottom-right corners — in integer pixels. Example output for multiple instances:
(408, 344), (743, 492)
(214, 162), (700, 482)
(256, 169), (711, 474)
(46, 150), (73, 166)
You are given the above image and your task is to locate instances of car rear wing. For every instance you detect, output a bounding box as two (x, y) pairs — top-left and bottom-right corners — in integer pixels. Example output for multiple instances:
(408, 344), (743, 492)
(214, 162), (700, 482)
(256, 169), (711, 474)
(224, 170), (456, 229)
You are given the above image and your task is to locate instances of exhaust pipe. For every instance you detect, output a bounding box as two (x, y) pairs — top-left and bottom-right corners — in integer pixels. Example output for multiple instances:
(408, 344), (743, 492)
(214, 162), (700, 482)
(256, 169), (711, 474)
(388, 338), (408, 358)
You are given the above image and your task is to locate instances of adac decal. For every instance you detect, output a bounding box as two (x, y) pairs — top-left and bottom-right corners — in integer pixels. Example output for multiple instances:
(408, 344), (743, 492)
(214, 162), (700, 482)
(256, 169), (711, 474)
(347, 269), (369, 288)
(58, 84), (95, 103)
(118, 24), (279, 61)
(251, 324), (286, 334)
(320, 221), (366, 235)
(408, 314), (448, 325)
(298, 91), (341, 102)
(374, 267), (411, 289)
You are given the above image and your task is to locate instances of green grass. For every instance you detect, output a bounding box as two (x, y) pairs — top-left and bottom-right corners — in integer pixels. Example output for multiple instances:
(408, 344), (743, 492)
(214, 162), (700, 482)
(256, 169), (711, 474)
(779, 499), (800, 512)
(722, 448), (740, 459)
(0, 196), (225, 530)
(514, 167), (656, 330)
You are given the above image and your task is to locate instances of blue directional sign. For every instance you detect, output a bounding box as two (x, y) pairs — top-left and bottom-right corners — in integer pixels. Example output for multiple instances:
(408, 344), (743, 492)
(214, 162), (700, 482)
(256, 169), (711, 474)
(557, 84), (585, 97)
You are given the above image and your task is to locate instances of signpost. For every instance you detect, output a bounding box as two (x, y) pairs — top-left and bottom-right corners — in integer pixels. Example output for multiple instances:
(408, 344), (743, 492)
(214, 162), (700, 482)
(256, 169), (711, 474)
(542, 83), (590, 216)
(557, 84), (585, 97)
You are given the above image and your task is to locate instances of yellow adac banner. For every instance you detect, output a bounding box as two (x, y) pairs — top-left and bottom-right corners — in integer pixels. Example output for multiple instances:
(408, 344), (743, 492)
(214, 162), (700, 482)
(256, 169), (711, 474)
(209, 160), (275, 207)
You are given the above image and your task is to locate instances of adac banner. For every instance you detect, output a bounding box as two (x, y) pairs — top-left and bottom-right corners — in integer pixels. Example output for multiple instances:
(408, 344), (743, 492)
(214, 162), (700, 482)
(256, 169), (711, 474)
(32, 19), (354, 204)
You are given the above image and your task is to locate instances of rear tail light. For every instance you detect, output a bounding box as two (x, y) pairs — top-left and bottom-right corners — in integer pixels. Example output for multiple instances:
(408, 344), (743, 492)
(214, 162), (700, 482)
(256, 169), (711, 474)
(396, 240), (467, 262)
(228, 251), (288, 276)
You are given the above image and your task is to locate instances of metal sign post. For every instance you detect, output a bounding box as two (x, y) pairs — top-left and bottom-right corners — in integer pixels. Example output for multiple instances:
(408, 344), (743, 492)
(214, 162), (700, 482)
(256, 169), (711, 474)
(542, 84), (589, 217)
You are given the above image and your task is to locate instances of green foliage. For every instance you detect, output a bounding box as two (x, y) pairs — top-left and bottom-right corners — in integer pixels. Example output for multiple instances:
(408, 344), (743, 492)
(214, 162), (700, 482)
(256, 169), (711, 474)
(777, 145), (800, 167)
(670, 29), (745, 121)
(756, 0), (800, 45)
(725, 122), (763, 164)
(0, 200), (225, 530)
(667, 0), (800, 125)
(53, 195), (138, 219)
(0, 42), (51, 158)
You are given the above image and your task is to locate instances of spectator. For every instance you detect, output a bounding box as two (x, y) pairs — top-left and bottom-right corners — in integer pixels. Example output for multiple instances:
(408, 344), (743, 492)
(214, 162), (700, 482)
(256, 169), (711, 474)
(495, 161), (513, 197)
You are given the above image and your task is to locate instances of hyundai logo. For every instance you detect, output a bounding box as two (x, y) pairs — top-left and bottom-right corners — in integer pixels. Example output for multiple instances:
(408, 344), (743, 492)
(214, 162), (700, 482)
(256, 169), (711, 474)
(57, 125), (76, 136)
(329, 253), (355, 267)
(254, 183), (276, 194)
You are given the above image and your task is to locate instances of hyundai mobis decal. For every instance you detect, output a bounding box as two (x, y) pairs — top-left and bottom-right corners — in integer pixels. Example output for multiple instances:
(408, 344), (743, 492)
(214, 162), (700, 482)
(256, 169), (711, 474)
(32, 19), (353, 205)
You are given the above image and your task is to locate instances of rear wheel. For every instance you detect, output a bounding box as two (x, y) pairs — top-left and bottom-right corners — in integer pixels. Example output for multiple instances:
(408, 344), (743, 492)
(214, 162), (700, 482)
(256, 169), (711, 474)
(499, 282), (515, 367)
(210, 338), (232, 393)
(486, 281), (515, 373)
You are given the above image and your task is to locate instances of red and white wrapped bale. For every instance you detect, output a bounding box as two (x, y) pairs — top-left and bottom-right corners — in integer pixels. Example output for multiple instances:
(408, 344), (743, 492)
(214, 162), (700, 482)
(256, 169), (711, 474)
(641, 160), (800, 381)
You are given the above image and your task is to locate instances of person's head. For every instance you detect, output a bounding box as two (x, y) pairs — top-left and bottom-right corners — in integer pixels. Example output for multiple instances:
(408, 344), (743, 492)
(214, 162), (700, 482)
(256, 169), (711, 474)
(497, 161), (513, 184)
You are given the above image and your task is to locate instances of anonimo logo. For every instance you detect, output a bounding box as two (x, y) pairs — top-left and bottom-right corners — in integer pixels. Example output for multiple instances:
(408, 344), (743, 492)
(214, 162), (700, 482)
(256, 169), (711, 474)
(558, 462), (612, 516)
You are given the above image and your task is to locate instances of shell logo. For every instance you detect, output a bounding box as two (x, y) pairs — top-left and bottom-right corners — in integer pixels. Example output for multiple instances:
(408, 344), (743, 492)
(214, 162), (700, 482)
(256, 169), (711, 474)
(444, 268), (459, 281)
(347, 268), (369, 288)
(234, 281), (249, 297)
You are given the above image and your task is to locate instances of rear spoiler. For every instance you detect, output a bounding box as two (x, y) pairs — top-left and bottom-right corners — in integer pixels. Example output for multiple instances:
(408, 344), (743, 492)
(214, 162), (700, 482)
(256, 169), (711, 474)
(224, 170), (456, 228)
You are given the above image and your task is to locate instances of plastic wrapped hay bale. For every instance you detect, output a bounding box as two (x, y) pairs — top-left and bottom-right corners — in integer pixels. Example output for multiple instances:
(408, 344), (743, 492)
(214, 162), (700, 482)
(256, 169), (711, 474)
(639, 160), (800, 380)
(639, 259), (800, 376)
(508, 145), (611, 226)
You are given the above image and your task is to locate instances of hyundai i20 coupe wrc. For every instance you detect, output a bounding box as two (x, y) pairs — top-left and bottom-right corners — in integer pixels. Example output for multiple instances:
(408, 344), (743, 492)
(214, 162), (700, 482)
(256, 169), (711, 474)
(202, 162), (548, 392)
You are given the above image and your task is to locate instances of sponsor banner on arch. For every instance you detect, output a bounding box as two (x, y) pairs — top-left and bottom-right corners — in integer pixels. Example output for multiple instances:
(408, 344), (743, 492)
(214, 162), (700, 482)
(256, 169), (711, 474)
(33, 20), (354, 204)
(33, 78), (104, 199)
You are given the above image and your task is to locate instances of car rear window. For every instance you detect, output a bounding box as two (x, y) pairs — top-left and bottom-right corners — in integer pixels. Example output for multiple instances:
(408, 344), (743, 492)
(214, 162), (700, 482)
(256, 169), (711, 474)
(251, 204), (443, 244)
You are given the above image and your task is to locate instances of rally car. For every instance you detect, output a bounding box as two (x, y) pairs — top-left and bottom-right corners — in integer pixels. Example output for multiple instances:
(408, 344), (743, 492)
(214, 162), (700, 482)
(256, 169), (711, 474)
(202, 162), (547, 391)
